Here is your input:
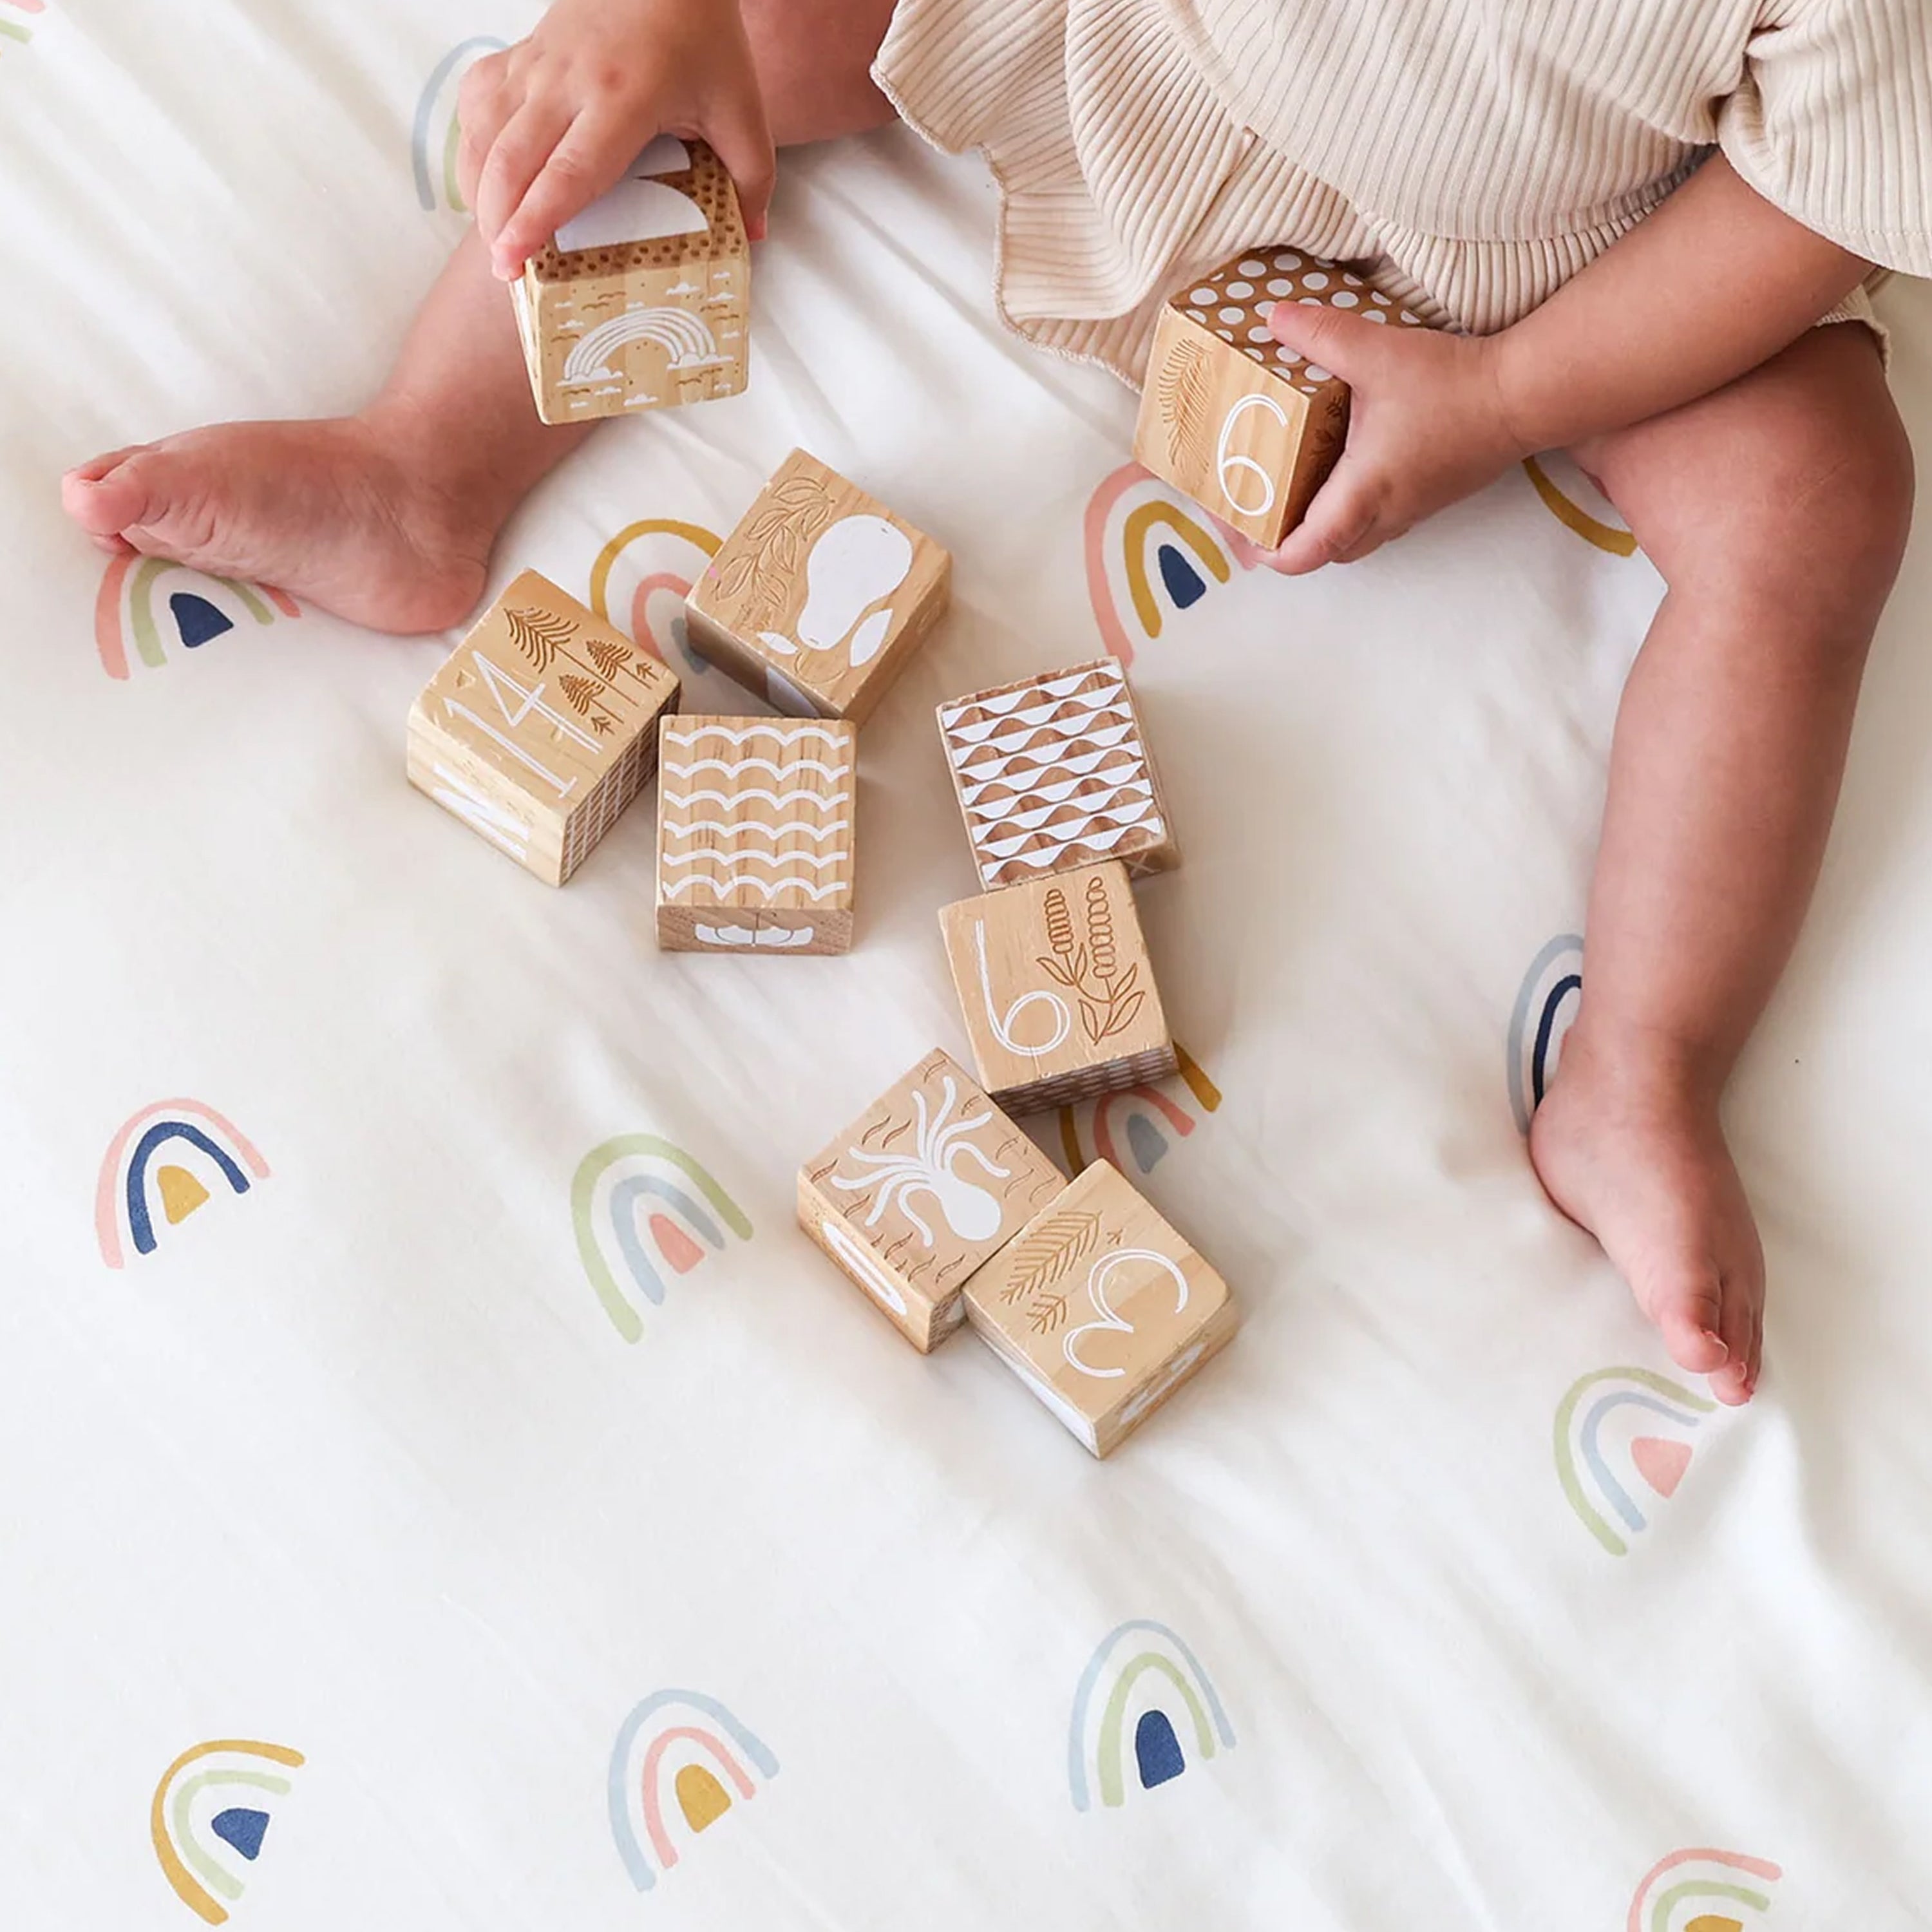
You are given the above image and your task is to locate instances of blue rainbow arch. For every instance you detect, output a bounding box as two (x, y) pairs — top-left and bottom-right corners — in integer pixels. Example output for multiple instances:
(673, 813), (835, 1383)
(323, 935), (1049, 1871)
(1506, 932), (1584, 1133)
(1555, 1367), (1717, 1556)
(1068, 1619), (1236, 1810)
(124, 1122), (251, 1257)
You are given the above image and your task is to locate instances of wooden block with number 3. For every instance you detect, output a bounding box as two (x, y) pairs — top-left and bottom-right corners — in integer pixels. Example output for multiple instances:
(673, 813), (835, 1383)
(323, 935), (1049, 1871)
(797, 1048), (1065, 1350)
(939, 860), (1177, 1115)
(407, 569), (681, 885)
(965, 1160), (1238, 1457)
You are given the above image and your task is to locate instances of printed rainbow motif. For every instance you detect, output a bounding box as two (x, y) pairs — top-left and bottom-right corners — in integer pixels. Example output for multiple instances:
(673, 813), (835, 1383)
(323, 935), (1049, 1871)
(1627, 1848), (1782, 1931)
(1, 0), (45, 50)
(1068, 1620), (1235, 1810)
(589, 517), (724, 676)
(151, 1739), (304, 1925)
(1555, 1367), (1718, 1557)
(95, 554), (299, 680)
(1086, 463), (1251, 666)
(1524, 453), (1638, 557)
(411, 35), (507, 211)
(571, 1134), (752, 1342)
(609, 1690), (779, 1893)
(1059, 1045), (1222, 1173)
(1507, 932), (1584, 1133)
(97, 1099), (270, 1269)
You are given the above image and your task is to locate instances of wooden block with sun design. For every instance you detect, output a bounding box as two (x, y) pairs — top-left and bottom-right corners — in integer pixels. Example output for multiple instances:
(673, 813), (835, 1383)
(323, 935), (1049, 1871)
(513, 135), (750, 425)
(937, 656), (1179, 889)
(655, 715), (858, 954)
(939, 860), (1177, 1116)
(1133, 247), (1430, 549)
(965, 1159), (1238, 1457)
(797, 1048), (1066, 1350)
(684, 449), (952, 723)
(407, 569), (681, 886)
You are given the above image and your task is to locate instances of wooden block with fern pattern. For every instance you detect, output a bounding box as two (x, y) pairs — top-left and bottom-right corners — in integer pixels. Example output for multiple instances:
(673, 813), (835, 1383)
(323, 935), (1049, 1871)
(965, 1160), (1238, 1457)
(406, 569), (680, 886)
(1133, 247), (1430, 548)
(685, 449), (951, 723)
(938, 860), (1177, 1115)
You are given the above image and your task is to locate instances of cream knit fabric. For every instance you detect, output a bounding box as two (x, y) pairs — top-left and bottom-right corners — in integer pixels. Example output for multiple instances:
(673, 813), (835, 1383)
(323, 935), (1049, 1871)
(873, 0), (1929, 381)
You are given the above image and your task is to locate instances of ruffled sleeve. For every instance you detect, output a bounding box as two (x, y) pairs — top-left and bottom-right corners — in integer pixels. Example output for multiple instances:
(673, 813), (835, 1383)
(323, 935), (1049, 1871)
(1719, 0), (1932, 275)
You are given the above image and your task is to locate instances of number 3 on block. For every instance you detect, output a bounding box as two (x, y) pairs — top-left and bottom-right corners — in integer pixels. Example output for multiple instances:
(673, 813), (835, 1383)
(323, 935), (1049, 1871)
(1063, 1247), (1191, 1379)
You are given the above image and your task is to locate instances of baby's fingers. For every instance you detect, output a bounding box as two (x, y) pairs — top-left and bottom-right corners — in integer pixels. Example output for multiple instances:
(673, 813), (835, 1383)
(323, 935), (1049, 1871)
(455, 51), (513, 220)
(1267, 457), (1381, 574)
(475, 99), (578, 276)
(495, 112), (637, 278)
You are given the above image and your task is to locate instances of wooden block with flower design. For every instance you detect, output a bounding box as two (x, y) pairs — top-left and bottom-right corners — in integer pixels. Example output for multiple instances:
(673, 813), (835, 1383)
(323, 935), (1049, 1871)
(965, 1159), (1238, 1456)
(684, 448), (951, 722)
(797, 1048), (1066, 1350)
(407, 569), (680, 886)
(938, 860), (1177, 1115)
(1133, 247), (1430, 548)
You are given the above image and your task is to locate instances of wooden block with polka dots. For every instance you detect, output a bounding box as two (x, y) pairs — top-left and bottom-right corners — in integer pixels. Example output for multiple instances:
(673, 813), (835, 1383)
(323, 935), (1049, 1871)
(797, 1048), (1066, 1351)
(1133, 247), (1430, 549)
(513, 135), (750, 425)
(965, 1160), (1239, 1457)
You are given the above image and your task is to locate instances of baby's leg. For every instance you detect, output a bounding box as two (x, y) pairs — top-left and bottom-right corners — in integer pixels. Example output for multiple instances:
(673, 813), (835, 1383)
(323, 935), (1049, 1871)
(60, 0), (899, 634)
(1531, 323), (1914, 1404)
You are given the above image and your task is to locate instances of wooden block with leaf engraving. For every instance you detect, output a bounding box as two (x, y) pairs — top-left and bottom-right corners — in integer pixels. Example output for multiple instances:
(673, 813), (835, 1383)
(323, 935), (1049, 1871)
(798, 1048), (1066, 1350)
(938, 860), (1177, 1115)
(965, 1160), (1238, 1456)
(685, 449), (951, 722)
(513, 135), (749, 425)
(1133, 247), (1429, 549)
(656, 715), (857, 953)
(406, 569), (680, 885)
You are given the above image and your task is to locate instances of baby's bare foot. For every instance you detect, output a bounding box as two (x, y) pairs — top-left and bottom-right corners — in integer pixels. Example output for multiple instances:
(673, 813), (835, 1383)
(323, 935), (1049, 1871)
(1530, 1038), (1763, 1405)
(61, 416), (494, 635)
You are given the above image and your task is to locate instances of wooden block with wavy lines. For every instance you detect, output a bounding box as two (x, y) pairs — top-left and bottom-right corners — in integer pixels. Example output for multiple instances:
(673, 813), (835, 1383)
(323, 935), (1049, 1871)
(513, 135), (749, 425)
(938, 658), (1177, 890)
(1133, 247), (1428, 548)
(965, 1160), (1238, 1456)
(407, 569), (681, 886)
(797, 1048), (1065, 1350)
(939, 860), (1177, 1115)
(655, 715), (857, 954)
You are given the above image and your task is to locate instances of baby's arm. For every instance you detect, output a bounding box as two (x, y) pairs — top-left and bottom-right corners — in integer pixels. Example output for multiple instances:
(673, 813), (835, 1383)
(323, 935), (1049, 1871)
(457, 0), (773, 283)
(1264, 155), (1874, 573)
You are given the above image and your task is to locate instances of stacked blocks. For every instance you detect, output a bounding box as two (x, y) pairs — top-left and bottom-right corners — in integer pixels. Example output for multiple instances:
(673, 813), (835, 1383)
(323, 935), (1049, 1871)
(406, 569), (681, 886)
(1135, 247), (1428, 548)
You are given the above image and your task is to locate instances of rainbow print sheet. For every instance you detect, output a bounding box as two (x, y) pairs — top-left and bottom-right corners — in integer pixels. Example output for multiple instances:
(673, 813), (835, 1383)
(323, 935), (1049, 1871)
(3, 5), (1931, 1925)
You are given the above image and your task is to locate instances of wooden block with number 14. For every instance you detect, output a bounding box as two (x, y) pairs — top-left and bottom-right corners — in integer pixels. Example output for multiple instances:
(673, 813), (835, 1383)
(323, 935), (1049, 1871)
(939, 860), (1177, 1115)
(798, 1048), (1065, 1350)
(407, 569), (680, 885)
(966, 1160), (1238, 1457)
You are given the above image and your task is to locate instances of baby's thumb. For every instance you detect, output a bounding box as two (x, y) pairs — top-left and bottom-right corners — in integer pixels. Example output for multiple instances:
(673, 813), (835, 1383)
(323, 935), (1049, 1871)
(1264, 299), (1383, 387)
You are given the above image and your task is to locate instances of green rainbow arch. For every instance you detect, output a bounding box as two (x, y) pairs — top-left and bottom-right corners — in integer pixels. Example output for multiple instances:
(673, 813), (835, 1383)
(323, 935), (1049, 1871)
(1554, 1366), (1714, 1555)
(1095, 1654), (1217, 1808)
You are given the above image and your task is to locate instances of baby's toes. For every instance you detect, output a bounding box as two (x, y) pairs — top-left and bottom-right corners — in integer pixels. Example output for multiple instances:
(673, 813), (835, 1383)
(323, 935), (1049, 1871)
(61, 449), (160, 540)
(1645, 1271), (1729, 1379)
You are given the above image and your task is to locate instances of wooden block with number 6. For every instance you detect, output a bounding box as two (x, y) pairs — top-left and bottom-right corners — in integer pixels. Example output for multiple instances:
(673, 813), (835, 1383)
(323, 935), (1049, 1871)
(939, 860), (1177, 1115)
(965, 1160), (1238, 1457)
(407, 569), (680, 885)
(797, 1048), (1065, 1350)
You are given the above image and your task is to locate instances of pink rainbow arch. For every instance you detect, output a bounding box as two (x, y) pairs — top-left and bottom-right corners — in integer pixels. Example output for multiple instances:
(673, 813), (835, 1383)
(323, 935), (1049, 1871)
(1626, 1848), (1783, 1932)
(1092, 1085), (1195, 1172)
(95, 1098), (271, 1268)
(640, 1725), (757, 1870)
(630, 571), (696, 663)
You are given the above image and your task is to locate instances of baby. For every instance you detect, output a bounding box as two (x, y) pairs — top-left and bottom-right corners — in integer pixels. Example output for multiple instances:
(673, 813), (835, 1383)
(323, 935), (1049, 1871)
(62, 0), (1927, 1405)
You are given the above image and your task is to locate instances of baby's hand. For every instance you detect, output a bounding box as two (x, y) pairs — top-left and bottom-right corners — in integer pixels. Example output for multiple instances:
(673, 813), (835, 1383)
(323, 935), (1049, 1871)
(458, 0), (774, 281)
(1261, 299), (1530, 573)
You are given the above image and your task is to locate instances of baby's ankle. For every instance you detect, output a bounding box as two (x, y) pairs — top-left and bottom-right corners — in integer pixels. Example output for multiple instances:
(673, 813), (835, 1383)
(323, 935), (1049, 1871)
(1549, 1019), (1728, 1122)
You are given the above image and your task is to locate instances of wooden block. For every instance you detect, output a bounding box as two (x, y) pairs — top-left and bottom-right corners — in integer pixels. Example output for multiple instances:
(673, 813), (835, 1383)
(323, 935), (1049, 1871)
(965, 1160), (1237, 1456)
(1133, 247), (1428, 549)
(938, 860), (1177, 1115)
(656, 715), (858, 953)
(512, 135), (750, 425)
(937, 657), (1179, 890)
(798, 1048), (1066, 1350)
(407, 569), (681, 886)
(685, 449), (951, 723)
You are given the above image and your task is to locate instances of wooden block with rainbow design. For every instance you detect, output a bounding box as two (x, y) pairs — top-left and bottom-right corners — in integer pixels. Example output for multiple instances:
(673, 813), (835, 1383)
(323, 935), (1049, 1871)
(798, 1048), (1066, 1350)
(655, 715), (857, 954)
(965, 1159), (1238, 1456)
(1134, 247), (1428, 549)
(513, 135), (749, 425)
(684, 449), (951, 722)
(407, 569), (680, 886)
(937, 657), (1178, 889)
(939, 860), (1177, 1115)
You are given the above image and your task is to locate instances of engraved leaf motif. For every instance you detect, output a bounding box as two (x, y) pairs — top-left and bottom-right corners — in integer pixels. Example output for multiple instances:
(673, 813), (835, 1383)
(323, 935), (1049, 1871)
(1155, 337), (1212, 459)
(1027, 1292), (1070, 1336)
(998, 1210), (1101, 1304)
(1097, 990), (1146, 1041)
(1079, 998), (1106, 1045)
(504, 605), (576, 670)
